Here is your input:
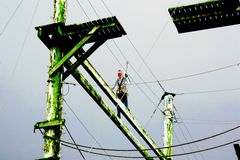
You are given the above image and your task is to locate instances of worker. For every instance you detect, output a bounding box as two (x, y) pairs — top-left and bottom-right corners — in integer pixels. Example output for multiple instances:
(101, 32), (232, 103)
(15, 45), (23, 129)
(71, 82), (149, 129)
(112, 69), (130, 118)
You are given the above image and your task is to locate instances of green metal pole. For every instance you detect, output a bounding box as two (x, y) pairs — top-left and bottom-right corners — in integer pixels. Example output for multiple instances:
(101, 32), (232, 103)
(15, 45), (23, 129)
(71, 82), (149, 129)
(44, 0), (66, 159)
(163, 94), (174, 159)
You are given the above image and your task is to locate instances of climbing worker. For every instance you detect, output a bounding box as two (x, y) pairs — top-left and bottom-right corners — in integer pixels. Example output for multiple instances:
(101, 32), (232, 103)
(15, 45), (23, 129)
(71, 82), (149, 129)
(112, 69), (130, 118)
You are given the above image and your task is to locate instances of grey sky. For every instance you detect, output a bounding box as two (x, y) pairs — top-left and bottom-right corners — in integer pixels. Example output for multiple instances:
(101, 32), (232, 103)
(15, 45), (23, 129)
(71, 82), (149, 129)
(0, 0), (240, 159)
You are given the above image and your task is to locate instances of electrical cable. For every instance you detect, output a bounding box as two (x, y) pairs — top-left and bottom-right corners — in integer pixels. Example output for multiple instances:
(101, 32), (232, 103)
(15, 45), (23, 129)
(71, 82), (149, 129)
(178, 87), (240, 95)
(100, 0), (113, 16)
(64, 124), (86, 159)
(174, 105), (205, 160)
(121, 61), (240, 84)
(75, 0), (90, 20)
(160, 62), (240, 82)
(173, 129), (192, 160)
(9, 0), (40, 80)
(66, 82), (240, 97)
(180, 118), (240, 125)
(126, 36), (166, 93)
(136, 0), (183, 74)
(62, 138), (240, 159)
(85, 0), (99, 18)
(181, 120), (240, 126)
(144, 99), (164, 128)
(53, 124), (240, 152)
(63, 98), (114, 160)
(175, 119), (200, 160)
(0, 0), (24, 36)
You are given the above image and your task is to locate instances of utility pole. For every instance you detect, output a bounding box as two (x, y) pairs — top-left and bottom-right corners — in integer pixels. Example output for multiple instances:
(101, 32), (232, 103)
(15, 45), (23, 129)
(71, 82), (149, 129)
(34, 0), (67, 159)
(163, 93), (175, 160)
(44, 0), (66, 158)
(44, 0), (66, 159)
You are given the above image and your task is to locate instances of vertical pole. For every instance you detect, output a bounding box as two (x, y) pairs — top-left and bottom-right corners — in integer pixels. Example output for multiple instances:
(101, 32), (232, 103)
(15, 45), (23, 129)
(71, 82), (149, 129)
(163, 94), (174, 160)
(44, 0), (66, 159)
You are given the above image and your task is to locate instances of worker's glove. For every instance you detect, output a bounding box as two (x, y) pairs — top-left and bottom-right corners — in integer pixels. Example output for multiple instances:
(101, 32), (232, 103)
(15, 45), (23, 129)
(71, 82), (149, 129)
(125, 74), (128, 78)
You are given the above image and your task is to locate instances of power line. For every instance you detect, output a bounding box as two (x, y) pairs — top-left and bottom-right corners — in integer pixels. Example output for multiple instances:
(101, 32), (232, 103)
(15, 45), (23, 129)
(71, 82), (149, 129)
(56, 124), (240, 152)
(75, 0), (90, 20)
(123, 61), (240, 85)
(65, 81), (240, 97)
(9, 0), (40, 80)
(173, 129), (192, 160)
(175, 117), (200, 160)
(175, 108), (205, 160)
(159, 62), (240, 82)
(62, 138), (240, 159)
(99, 0), (113, 16)
(64, 124), (86, 159)
(178, 87), (240, 95)
(136, 0), (183, 74)
(126, 36), (166, 93)
(63, 99), (114, 160)
(181, 118), (240, 124)
(0, 0), (24, 36)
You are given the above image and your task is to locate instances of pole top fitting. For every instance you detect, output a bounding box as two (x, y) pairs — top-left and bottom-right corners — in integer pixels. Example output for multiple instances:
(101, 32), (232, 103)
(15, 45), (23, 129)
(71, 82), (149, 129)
(161, 92), (176, 101)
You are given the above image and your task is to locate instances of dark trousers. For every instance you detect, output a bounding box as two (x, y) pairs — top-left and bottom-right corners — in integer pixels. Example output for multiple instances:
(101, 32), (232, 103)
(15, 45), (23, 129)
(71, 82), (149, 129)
(116, 92), (128, 118)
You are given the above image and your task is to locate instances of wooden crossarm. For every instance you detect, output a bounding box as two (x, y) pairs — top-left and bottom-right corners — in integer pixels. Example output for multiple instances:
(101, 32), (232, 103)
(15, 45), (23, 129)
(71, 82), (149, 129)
(62, 39), (106, 80)
(48, 25), (100, 77)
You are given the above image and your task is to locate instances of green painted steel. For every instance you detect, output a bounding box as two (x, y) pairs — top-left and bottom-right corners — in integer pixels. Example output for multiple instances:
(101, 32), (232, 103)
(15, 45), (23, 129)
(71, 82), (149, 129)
(163, 95), (174, 159)
(64, 61), (154, 160)
(44, 0), (66, 159)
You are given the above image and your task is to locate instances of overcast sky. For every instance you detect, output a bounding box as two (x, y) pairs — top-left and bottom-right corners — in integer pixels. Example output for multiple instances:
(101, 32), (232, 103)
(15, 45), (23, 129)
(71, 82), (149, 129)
(0, 0), (240, 159)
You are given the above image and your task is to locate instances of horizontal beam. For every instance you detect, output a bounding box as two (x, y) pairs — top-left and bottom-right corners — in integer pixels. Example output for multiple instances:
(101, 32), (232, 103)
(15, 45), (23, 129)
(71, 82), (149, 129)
(35, 16), (126, 50)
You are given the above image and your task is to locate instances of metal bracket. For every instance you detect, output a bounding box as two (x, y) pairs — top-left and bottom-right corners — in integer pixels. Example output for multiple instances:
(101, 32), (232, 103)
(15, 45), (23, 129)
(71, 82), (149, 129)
(34, 119), (65, 132)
